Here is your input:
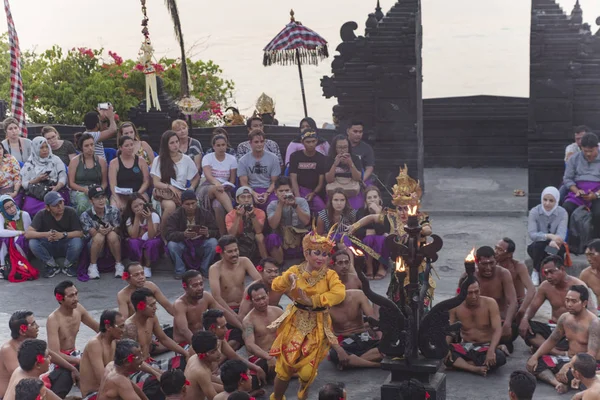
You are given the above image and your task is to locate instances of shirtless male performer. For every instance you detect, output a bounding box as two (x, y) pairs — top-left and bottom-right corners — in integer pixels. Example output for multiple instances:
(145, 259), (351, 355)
(237, 257), (284, 319)
(159, 369), (188, 400)
(242, 282), (284, 383)
(579, 239), (600, 315)
(183, 331), (223, 400)
(495, 237), (536, 323)
(117, 262), (174, 318)
(571, 353), (600, 400)
(204, 309), (267, 386)
(213, 360), (253, 400)
(3, 339), (61, 400)
(0, 312), (77, 399)
(123, 288), (189, 363)
(95, 339), (147, 400)
(331, 250), (362, 290)
(519, 255), (594, 353)
(445, 277), (507, 377)
(173, 270), (238, 346)
(79, 310), (126, 397)
(527, 285), (600, 394)
(329, 289), (381, 370)
(462, 246), (518, 350)
(47, 280), (99, 398)
(208, 235), (262, 349)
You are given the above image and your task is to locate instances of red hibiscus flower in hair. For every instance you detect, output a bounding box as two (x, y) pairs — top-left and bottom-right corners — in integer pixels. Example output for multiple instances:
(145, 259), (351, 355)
(127, 353), (135, 363)
(20, 324), (27, 333)
(456, 288), (461, 295)
(55, 293), (64, 302)
(136, 301), (147, 311)
(245, 294), (250, 301)
(240, 372), (249, 381)
(182, 282), (188, 289)
(256, 265), (263, 272)
(36, 354), (45, 364)
(122, 272), (130, 281)
(104, 319), (111, 328)
(215, 246), (222, 254)
(425, 392), (431, 399)
(198, 353), (207, 359)
(185, 380), (191, 386)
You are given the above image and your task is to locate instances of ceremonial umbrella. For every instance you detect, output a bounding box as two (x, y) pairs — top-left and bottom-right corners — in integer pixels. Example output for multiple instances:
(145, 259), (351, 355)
(263, 10), (329, 118)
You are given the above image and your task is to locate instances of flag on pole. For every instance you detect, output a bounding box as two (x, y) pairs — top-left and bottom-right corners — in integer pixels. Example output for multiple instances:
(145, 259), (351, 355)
(4, 0), (27, 137)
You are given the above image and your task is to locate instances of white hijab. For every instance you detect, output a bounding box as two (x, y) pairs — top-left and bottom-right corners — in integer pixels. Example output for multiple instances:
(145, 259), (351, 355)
(541, 186), (560, 216)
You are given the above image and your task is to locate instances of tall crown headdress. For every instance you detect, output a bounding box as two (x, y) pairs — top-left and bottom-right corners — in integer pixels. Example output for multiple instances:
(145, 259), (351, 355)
(392, 164), (422, 206)
(255, 93), (275, 114)
(302, 220), (336, 253)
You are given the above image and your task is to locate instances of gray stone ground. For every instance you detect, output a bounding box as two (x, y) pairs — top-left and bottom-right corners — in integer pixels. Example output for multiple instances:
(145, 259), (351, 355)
(0, 168), (571, 399)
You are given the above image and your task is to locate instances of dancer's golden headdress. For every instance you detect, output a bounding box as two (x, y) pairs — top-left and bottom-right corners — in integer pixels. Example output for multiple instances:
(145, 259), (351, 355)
(223, 107), (245, 126)
(392, 164), (422, 206)
(302, 221), (335, 254)
(255, 93), (275, 115)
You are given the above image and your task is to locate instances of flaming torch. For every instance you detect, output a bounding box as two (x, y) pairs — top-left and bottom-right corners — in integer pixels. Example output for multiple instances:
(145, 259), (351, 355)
(349, 246), (364, 257)
(464, 248), (476, 275)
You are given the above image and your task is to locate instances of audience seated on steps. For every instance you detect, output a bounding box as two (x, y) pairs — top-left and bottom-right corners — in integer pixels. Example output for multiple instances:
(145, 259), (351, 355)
(172, 119), (203, 172)
(108, 135), (150, 211)
(289, 128), (327, 214)
(117, 121), (155, 166)
(562, 132), (600, 249)
(81, 103), (117, 159)
(225, 186), (268, 261)
(79, 185), (124, 280)
(527, 186), (568, 286)
(0, 143), (23, 206)
(198, 132), (237, 235)
(25, 191), (84, 279)
(164, 190), (218, 279)
(150, 130), (199, 225)
(316, 188), (356, 254)
(41, 126), (77, 165)
(205, 127), (237, 157)
(0, 195), (31, 279)
(20, 137), (69, 216)
(68, 133), (108, 215)
(325, 134), (364, 209)
(2, 117), (32, 163)
(236, 116), (283, 168)
(346, 121), (375, 184)
(238, 130), (281, 211)
(284, 117), (330, 165)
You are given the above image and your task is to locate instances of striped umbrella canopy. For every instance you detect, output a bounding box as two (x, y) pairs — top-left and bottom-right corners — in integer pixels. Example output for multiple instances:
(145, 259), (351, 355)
(262, 10), (328, 117)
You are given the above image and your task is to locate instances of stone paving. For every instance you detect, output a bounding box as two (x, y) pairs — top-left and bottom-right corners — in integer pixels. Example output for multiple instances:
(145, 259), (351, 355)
(0, 168), (571, 399)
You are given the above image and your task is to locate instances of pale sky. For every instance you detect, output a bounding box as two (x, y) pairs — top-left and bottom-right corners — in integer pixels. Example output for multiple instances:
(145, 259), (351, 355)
(2, 0), (599, 125)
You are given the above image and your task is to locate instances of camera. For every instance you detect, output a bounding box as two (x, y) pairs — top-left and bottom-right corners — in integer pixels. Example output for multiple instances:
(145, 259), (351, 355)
(284, 193), (294, 200)
(244, 204), (253, 212)
(144, 203), (152, 212)
(98, 102), (111, 110)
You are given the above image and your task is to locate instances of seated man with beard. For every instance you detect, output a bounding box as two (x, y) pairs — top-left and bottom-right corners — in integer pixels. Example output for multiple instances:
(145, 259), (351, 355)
(237, 257), (284, 319)
(117, 262), (174, 319)
(95, 339), (146, 400)
(330, 250), (361, 290)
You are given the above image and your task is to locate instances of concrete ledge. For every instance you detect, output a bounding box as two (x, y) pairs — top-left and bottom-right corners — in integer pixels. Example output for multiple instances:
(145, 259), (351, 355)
(427, 210), (527, 217)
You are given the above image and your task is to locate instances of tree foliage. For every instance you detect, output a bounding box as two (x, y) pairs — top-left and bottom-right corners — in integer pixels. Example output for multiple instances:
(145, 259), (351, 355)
(0, 34), (234, 126)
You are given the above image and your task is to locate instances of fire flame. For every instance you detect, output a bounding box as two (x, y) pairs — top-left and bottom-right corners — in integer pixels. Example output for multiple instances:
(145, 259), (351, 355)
(348, 246), (364, 257)
(465, 248), (475, 263)
(407, 205), (418, 216)
(395, 256), (406, 272)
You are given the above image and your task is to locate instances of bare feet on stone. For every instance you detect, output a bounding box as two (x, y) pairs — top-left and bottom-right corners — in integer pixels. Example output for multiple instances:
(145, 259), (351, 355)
(555, 383), (569, 394)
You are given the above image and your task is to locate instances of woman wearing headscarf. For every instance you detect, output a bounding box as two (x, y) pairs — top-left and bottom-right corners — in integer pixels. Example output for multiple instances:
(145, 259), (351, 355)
(284, 117), (330, 165)
(0, 195), (31, 278)
(527, 186), (568, 285)
(20, 136), (68, 215)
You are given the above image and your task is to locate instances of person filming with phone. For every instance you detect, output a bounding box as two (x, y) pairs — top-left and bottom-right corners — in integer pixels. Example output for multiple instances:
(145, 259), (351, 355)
(164, 190), (218, 279)
(225, 186), (268, 260)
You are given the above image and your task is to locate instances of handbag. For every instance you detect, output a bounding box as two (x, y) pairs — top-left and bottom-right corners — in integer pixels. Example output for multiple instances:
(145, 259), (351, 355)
(282, 226), (308, 250)
(27, 182), (55, 201)
(326, 177), (360, 198)
(153, 187), (181, 206)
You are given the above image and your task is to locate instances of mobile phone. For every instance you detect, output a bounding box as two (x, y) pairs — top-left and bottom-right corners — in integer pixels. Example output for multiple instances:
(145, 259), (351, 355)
(244, 204), (253, 212)
(544, 245), (559, 255)
(98, 102), (111, 110)
(44, 170), (52, 175)
(188, 225), (202, 234)
(144, 203), (152, 212)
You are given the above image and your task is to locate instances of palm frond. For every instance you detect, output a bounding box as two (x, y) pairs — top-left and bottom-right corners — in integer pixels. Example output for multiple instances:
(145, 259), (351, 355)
(164, 0), (189, 97)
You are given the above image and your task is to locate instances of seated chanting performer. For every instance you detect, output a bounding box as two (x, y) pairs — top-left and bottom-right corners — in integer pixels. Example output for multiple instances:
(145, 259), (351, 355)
(94, 339), (146, 400)
(68, 133), (108, 215)
(117, 262), (174, 319)
(184, 331), (223, 400)
(20, 136), (68, 216)
(329, 289), (381, 370)
(348, 165), (435, 309)
(237, 257), (283, 319)
(330, 250), (362, 290)
(159, 369), (188, 400)
(578, 239), (600, 315)
(445, 277), (507, 377)
(14, 378), (47, 400)
(242, 283), (284, 385)
(519, 255), (594, 353)
(108, 135), (150, 210)
(268, 228), (346, 400)
(208, 235), (262, 350)
(526, 285), (600, 394)
(571, 353), (600, 400)
(213, 360), (253, 400)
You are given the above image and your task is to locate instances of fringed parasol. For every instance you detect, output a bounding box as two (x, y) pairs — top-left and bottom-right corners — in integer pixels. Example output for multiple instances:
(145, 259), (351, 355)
(263, 9), (329, 117)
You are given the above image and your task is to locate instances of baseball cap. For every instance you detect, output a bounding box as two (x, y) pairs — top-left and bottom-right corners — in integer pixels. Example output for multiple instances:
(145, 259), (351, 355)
(236, 186), (252, 199)
(88, 185), (105, 199)
(44, 191), (63, 207)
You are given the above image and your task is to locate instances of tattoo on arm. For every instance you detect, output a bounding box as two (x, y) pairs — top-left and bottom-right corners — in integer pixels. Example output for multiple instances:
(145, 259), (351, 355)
(550, 317), (566, 342)
(123, 323), (138, 341)
(588, 319), (600, 355)
(244, 324), (254, 339)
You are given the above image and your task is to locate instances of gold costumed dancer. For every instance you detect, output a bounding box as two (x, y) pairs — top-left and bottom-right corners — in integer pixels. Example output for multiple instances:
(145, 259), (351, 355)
(268, 226), (346, 400)
(347, 165), (436, 308)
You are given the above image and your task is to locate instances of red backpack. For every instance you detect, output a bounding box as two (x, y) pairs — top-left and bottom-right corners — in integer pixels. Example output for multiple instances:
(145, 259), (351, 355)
(7, 238), (39, 282)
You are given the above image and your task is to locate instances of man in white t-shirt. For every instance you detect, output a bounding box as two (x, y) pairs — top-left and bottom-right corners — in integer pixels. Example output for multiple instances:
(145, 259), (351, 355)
(82, 104), (117, 159)
(565, 126), (590, 162)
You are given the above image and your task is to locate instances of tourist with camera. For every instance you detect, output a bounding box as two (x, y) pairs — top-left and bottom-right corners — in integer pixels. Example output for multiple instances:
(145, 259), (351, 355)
(80, 185), (124, 279)
(266, 177), (311, 264)
(225, 186), (268, 260)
